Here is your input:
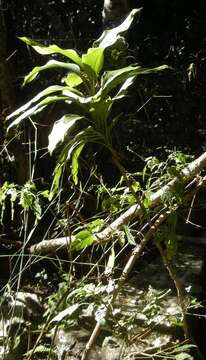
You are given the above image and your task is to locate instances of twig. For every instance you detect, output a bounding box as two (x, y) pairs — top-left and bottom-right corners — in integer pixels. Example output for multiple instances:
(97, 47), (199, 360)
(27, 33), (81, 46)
(26, 285), (73, 360)
(81, 172), (206, 359)
(29, 152), (206, 255)
(156, 242), (190, 339)
(81, 210), (171, 360)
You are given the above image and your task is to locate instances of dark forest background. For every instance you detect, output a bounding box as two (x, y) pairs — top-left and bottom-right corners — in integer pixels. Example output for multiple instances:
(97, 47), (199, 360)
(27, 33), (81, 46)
(1, 0), (206, 159)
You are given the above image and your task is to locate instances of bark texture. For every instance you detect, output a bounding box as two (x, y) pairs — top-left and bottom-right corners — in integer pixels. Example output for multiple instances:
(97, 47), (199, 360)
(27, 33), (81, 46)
(29, 151), (206, 255)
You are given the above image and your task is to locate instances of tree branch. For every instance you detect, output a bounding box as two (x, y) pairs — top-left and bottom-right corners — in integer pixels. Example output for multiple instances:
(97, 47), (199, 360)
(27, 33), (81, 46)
(29, 151), (206, 255)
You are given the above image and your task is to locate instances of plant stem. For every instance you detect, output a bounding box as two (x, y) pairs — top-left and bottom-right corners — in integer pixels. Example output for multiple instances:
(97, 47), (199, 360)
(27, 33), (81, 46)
(111, 149), (140, 201)
(156, 242), (190, 339)
(81, 210), (171, 360)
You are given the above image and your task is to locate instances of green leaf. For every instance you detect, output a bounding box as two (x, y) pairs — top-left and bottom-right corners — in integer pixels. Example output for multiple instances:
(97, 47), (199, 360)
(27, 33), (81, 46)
(175, 353), (193, 360)
(143, 191), (153, 209)
(50, 303), (80, 323)
(93, 9), (141, 49)
(89, 97), (113, 125)
(23, 59), (80, 85)
(7, 85), (71, 120)
(48, 114), (84, 154)
(64, 73), (83, 87)
(54, 127), (105, 185)
(49, 164), (63, 200)
(19, 37), (82, 64)
(101, 65), (141, 98)
(172, 345), (196, 354)
(71, 143), (85, 185)
(7, 96), (68, 130)
(62, 89), (93, 105)
(82, 48), (104, 76)
(33, 345), (51, 355)
(113, 75), (136, 100)
(100, 65), (170, 99)
(66, 127), (105, 162)
(81, 63), (97, 89)
(86, 218), (104, 231)
(123, 225), (136, 245)
(72, 230), (95, 251)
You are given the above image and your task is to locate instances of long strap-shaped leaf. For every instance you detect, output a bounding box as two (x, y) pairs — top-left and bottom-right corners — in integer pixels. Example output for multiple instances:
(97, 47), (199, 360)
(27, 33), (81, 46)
(23, 59), (80, 85)
(19, 37), (82, 65)
(6, 85), (76, 120)
(7, 96), (69, 130)
(99, 65), (170, 99)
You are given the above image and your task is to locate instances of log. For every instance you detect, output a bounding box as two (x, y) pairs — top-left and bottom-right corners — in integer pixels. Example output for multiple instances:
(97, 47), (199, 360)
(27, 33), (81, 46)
(29, 151), (206, 255)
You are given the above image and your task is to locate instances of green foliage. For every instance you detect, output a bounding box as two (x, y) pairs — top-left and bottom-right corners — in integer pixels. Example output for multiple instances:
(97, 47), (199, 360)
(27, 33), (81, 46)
(142, 286), (170, 323)
(72, 218), (104, 251)
(0, 180), (49, 225)
(162, 344), (196, 360)
(0, 182), (18, 223)
(72, 229), (95, 251)
(155, 212), (178, 259)
(143, 151), (190, 191)
(26, 345), (57, 359)
(46, 276), (114, 327)
(142, 151), (193, 210)
(93, 9), (141, 49)
(7, 11), (169, 192)
(122, 225), (136, 245)
(97, 180), (138, 213)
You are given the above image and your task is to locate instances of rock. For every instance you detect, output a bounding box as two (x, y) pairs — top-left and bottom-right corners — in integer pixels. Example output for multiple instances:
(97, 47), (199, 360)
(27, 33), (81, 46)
(0, 291), (43, 359)
(53, 242), (205, 359)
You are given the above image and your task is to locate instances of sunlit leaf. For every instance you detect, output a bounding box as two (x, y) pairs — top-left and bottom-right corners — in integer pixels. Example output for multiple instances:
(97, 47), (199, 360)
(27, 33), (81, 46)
(66, 127), (105, 162)
(89, 97), (113, 127)
(86, 218), (104, 231)
(143, 191), (153, 209)
(82, 48), (104, 75)
(7, 85), (71, 120)
(71, 143), (85, 185)
(175, 354), (193, 360)
(49, 164), (63, 201)
(23, 59), (80, 85)
(62, 89), (92, 105)
(81, 63), (97, 88)
(113, 75), (136, 100)
(93, 9), (141, 49)
(100, 65), (170, 99)
(72, 230), (95, 250)
(50, 303), (80, 323)
(48, 114), (84, 154)
(19, 37), (82, 64)
(123, 225), (136, 245)
(64, 73), (83, 87)
(7, 96), (68, 130)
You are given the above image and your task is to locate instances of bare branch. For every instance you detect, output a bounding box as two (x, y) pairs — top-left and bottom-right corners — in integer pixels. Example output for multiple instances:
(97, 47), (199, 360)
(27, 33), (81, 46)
(29, 151), (206, 255)
(81, 210), (171, 360)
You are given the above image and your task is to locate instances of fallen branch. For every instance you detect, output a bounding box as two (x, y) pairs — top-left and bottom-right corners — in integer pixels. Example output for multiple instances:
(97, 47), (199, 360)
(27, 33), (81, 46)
(29, 151), (206, 255)
(81, 209), (172, 360)
(81, 173), (206, 359)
